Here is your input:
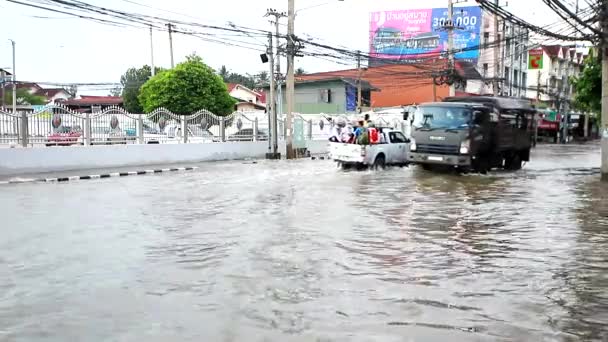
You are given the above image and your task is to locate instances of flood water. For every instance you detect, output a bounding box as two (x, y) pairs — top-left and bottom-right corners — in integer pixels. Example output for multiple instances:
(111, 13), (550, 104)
(1, 143), (607, 341)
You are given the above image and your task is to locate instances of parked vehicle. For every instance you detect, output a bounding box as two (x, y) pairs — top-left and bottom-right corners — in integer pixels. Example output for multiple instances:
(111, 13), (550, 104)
(164, 124), (216, 143)
(227, 128), (269, 142)
(408, 96), (535, 173)
(46, 126), (82, 146)
(329, 129), (410, 170)
(91, 127), (131, 145)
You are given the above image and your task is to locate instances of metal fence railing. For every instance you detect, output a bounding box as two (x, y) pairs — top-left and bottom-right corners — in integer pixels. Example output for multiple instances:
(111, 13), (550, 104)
(0, 104), (406, 147)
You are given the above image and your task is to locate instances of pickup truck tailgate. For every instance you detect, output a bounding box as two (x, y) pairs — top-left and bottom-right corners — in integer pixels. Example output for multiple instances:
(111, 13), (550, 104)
(329, 143), (365, 163)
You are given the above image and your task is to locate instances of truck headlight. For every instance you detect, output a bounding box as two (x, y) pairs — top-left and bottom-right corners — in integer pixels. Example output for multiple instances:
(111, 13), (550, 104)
(460, 139), (470, 154)
(410, 139), (417, 152)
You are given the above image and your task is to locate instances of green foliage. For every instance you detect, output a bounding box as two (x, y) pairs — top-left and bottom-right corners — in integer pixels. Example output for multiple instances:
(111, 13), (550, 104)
(570, 51), (601, 114)
(3, 88), (46, 105)
(139, 54), (236, 115)
(217, 65), (268, 89)
(120, 65), (163, 113)
(109, 86), (122, 97)
(295, 67), (306, 76)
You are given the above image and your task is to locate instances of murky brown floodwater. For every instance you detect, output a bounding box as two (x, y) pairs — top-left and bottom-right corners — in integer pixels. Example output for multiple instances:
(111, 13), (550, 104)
(0, 143), (606, 341)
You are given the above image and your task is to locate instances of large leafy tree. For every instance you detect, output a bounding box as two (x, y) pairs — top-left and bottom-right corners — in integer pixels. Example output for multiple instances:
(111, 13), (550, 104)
(295, 67), (306, 76)
(140, 54), (236, 115)
(3, 89), (46, 105)
(120, 65), (163, 113)
(571, 51), (601, 115)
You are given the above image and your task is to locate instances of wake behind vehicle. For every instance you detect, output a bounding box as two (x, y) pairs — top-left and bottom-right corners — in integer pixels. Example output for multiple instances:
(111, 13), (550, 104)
(408, 96), (535, 173)
(330, 129), (410, 170)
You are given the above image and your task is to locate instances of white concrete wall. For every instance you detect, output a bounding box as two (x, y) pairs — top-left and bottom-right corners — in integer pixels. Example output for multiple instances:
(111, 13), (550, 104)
(0, 140), (330, 176)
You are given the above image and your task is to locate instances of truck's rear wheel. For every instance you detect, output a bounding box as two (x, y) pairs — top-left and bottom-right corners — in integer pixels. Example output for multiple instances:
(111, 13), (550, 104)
(373, 155), (386, 170)
(505, 152), (522, 171)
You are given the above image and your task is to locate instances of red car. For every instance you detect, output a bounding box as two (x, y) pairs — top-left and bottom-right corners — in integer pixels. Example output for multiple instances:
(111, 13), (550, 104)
(46, 126), (83, 146)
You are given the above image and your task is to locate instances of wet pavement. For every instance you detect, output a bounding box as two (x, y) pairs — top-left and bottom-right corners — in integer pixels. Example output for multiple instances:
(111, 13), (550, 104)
(1, 143), (607, 341)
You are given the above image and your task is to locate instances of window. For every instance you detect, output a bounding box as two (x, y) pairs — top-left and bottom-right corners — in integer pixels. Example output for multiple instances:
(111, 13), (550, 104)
(505, 67), (510, 85)
(522, 72), (527, 90)
(389, 131), (408, 144)
(483, 63), (489, 77)
(483, 32), (490, 48)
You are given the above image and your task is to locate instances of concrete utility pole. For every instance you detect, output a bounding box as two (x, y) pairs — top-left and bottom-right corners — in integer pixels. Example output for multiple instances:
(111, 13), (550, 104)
(357, 50), (362, 110)
(285, 0), (295, 159)
(601, 2), (608, 180)
(150, 25), (155, 76)
(265, 9), (287, 119)
(167, 23), (175, 68)
(447, 0), (456, 96)
(10, 40), (16, 115)
(267, 32), (279, 158)
(493, 0), (500, 96)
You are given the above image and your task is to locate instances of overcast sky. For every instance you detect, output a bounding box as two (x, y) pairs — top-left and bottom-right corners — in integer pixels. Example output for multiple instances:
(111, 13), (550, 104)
(0, 0), (579, 95)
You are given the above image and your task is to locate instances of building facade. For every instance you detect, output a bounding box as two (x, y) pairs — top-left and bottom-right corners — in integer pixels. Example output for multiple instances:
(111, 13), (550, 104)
(465, 13), (530, 97)
(524, 45), (585, 109)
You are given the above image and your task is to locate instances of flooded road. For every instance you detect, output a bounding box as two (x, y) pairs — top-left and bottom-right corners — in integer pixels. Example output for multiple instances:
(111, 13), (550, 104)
(1, 143), (607, 341)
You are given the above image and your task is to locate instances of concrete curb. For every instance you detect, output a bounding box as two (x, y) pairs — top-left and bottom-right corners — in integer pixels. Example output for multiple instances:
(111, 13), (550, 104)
(0, 166), (199, 185)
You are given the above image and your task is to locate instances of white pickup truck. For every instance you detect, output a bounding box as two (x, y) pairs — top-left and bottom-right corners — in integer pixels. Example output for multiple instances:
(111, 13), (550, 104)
(329, 130), (410, 170)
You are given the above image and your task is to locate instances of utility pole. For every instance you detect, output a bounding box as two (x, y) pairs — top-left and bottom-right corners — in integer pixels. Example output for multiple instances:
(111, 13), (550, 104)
(357, 50), (362, 110)
(285, 0), (295, 159)
(167, 23), (175, 68)
(493, 0), (500, 96)
(601, 2), (608, 180)
(150, 25), (155, 76)
(447, 0), (456, 96)
(10, 40), (16, 115)
(265, 9), (287, 119)
(267, 32), (279, 158)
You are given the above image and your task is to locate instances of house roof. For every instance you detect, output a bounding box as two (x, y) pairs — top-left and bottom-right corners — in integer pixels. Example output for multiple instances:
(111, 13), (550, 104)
(34, 88), (68, 98)
(16, 82), (43, 90)
(542, 45), (562, 58)
(62, 95), (123, 106)
(0, 68), (12, 76)
(284, 77), (380, 91)
(226, 83), (262, 97)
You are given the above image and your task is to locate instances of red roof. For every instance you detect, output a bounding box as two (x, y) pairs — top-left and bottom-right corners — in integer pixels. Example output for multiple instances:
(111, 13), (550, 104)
(62, 95), (123, 106)
(16, 82), (42, 90)
(542, 45), (562, 58)
(34, 88), (67, 98)
(226, 83), (237, 92)
(256, 90), (266, 104)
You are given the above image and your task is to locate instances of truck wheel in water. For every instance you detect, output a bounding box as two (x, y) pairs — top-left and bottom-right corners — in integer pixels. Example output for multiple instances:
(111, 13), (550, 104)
(505, 152), (522, 171)
(373, 154), (386, 170)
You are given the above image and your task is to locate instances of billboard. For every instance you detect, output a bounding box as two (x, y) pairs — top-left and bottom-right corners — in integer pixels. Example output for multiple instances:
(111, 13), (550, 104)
(369, 6), (482, 63)
(528, 49), (543, 69)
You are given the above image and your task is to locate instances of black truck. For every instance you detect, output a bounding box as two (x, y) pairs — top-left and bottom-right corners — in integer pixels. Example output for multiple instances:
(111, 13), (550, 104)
(408, 96), (536, 173)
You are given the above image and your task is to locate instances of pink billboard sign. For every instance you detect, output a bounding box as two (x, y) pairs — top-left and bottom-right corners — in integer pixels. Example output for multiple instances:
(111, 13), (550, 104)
(369, 6), (482, 62)
(369, 9), (436, 60)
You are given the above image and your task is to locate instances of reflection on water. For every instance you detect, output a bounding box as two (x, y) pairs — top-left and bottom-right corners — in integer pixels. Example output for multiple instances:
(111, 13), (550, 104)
(0, 144), (606, 341)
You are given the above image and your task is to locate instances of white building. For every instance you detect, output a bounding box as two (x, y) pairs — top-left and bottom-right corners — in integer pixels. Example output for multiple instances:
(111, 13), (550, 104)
(523, 45), (585, 109)
(465, 13), (530, 98)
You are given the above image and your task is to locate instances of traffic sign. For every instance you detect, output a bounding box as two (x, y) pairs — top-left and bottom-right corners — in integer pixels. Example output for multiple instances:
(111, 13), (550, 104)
(528, 49), (543, 70)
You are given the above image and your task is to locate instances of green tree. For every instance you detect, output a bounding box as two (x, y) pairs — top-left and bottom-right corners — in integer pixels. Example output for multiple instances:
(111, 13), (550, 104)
(139, 54), (236, 115)
(295, 67), (306, 76)
(218, 65), (230, 81)
(109, 86), (122, 97)
(256, 71), (269, 86)
(120, 65), (163, 113)
(3, 88), (46, 105)
(571, 51), (601, 114)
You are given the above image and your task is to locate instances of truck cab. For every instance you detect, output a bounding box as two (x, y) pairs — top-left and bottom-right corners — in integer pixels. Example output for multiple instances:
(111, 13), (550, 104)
(408, 96), (535, 172)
